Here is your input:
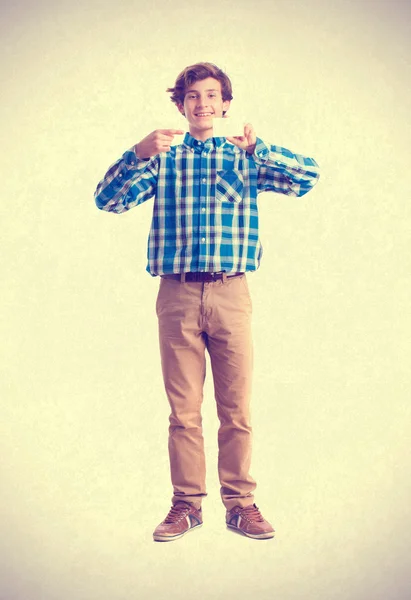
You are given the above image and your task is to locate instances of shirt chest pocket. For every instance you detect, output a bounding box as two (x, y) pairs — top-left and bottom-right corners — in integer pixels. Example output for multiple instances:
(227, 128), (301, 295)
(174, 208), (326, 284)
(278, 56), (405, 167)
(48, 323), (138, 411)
(215, 169), (244, 204)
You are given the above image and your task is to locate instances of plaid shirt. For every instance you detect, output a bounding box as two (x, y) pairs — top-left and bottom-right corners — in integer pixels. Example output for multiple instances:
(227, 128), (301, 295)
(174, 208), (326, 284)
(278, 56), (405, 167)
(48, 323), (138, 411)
(94, 133), (320, 276)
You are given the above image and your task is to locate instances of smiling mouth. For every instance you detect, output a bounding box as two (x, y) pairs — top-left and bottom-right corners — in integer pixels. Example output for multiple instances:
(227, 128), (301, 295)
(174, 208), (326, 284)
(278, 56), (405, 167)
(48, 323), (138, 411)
(195, 113), (213, 117)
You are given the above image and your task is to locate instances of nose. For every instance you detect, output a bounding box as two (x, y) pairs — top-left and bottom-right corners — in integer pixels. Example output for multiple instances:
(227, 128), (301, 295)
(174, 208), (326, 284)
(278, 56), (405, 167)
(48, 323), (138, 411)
(196, 95), (210, 108)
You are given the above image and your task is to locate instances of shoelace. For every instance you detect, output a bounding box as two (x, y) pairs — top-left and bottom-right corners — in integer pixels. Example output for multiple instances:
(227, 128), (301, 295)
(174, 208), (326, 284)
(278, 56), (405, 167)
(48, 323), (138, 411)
(240, 503), (265, 522)
(163, 503), (190, 524)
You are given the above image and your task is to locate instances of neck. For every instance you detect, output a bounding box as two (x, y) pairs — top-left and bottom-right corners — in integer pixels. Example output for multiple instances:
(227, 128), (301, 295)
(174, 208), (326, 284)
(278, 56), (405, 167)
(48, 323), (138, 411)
(189, 125), (213, 142)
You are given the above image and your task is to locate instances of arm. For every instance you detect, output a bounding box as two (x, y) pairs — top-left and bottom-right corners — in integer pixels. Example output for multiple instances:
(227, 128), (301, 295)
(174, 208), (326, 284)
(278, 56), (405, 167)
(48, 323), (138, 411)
(94, 128), (184, 213)
(227, 124), (320, 197)
(94, 148), (159, 214)
(252, 138), (320, 197)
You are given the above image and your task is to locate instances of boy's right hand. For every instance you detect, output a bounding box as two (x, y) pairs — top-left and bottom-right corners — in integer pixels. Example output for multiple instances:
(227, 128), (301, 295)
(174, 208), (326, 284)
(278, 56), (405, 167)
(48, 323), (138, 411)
(134, 129), (185, 159)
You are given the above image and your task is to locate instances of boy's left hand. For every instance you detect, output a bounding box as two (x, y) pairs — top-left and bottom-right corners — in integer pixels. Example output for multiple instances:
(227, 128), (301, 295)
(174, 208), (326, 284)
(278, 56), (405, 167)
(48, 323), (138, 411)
(226, 123), (257, 155)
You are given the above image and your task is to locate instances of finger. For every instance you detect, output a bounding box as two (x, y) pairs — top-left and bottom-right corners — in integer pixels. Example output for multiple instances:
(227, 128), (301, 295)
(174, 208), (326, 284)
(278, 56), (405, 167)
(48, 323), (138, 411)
(158, 133), (175, 141)
(226, 137), (241, 146)
(158, 129), (185, 135)
(159, 130), (185, 141)
(245, 123), (255, 138)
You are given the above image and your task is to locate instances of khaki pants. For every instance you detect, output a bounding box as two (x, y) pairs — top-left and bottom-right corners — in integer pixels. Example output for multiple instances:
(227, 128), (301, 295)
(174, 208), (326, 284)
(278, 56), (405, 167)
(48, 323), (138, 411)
(155, 274), (257, 511)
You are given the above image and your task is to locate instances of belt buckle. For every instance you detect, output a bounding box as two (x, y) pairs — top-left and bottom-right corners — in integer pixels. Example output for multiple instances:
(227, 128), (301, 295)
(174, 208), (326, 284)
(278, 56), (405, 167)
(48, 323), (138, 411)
(213, 271), (226, 282)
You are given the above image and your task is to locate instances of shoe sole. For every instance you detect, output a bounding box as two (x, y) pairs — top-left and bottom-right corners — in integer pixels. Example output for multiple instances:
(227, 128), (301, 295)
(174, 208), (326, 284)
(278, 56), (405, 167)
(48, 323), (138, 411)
(153, 522), (203, 542)
(226, 524), (275, 539)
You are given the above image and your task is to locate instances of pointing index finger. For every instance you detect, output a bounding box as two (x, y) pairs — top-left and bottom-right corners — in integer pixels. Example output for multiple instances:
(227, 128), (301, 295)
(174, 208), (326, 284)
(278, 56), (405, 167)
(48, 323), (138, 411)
(158, 129), (185, 135)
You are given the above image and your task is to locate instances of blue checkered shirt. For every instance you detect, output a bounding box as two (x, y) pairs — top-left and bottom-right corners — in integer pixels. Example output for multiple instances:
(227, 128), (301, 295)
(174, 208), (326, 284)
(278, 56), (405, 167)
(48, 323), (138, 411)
(94, 133), (320, 276)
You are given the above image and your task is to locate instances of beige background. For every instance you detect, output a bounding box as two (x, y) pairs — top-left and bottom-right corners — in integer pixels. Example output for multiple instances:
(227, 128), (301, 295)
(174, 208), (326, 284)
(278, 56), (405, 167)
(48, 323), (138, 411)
(1, 0), (410, 598)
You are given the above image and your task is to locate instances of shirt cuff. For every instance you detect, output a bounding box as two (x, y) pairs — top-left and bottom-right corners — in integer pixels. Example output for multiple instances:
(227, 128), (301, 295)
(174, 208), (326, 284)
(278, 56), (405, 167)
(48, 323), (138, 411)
(250, 137), (270, 162)
(251, 138), (306, 173)
(123, 146), (151, 169)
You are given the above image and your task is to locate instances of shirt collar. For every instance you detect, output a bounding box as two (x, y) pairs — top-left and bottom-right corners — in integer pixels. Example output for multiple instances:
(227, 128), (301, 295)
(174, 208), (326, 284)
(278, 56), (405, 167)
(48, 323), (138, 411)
(182, 132), (227, 152)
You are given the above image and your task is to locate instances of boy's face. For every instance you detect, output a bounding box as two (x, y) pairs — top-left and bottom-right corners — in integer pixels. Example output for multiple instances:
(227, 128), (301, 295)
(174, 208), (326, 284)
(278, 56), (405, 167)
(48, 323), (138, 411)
(177, 77), (231, 141)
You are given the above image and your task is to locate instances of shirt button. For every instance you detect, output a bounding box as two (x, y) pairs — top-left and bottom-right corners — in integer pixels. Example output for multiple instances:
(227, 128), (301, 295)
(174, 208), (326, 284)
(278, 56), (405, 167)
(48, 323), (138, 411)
(119, 173), (123, 177)
(201, 237), (206, 242)
(202, 178), (206, 183)
(202, 207), (206, 212)
(130, 162), (135, 166)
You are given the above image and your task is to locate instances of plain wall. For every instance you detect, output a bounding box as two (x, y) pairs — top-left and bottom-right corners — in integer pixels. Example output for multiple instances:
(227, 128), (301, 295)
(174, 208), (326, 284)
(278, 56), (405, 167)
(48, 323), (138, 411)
(1, 1), (410, 599)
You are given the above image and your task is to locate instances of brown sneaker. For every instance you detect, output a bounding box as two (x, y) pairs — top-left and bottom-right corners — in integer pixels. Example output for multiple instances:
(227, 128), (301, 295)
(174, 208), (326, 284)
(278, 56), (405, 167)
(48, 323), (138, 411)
(153, 501), (203, 542)
(226, 503), (275, 539)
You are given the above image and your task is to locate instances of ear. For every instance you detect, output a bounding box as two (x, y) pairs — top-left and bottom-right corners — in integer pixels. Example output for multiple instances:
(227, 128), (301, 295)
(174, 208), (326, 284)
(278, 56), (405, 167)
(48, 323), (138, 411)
(222, 99), (231, 113)
(177, 103), (186, 117)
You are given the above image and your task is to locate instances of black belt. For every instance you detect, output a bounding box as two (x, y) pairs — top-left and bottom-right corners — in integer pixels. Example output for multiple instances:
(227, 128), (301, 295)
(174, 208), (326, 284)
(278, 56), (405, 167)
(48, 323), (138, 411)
(160, 271), (244, 282)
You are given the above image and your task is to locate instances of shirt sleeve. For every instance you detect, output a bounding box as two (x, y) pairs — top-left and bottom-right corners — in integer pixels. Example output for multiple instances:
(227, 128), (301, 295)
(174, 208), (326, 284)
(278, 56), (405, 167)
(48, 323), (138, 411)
(250, 137), (320, 197)
(94, 146), (159, 213)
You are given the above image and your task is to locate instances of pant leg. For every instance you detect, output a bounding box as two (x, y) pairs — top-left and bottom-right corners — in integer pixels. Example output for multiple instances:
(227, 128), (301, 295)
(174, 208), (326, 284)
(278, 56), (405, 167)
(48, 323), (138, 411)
(204, 274), (257, 510)
(156, 277), (207, 509)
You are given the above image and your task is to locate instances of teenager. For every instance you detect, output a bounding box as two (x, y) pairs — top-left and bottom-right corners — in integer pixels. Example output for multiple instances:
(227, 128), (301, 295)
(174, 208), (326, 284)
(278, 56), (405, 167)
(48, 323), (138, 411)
(94, 62), (320, 541)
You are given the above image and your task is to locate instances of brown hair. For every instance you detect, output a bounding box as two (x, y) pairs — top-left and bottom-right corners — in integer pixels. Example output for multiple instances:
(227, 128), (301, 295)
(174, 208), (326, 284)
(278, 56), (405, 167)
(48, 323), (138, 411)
(166, 62), (234, 107)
